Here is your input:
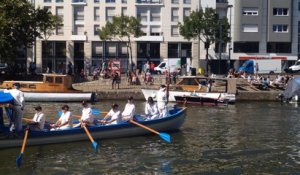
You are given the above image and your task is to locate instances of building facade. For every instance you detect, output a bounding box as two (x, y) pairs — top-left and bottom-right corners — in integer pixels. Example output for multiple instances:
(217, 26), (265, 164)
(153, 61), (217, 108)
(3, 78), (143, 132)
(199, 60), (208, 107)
(227, 0), (298, 72)
(28, 0), (201, 75)
(26, 0), (299, 75)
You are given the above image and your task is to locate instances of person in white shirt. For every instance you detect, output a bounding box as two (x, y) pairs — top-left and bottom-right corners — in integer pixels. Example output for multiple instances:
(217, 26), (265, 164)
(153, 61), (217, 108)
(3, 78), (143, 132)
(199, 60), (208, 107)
(122, 96), (136, 121)
(156, 85), (168, 118)
(99, 104), (121, 125)
(80, 101), (94, 127)
(27, 105), (46, 131)
(4, 83), (25, 133)
(144, 97), (159, 121)
(50, 105), (73, 130)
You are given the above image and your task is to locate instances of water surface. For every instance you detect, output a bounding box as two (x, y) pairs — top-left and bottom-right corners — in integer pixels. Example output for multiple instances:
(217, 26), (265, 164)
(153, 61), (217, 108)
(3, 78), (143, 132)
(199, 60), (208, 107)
(1, 101), (300, 174)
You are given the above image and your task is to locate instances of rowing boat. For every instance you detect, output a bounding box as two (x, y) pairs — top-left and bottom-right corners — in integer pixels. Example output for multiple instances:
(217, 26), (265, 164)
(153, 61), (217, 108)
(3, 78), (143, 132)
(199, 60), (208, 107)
(0, 107), (186, 149)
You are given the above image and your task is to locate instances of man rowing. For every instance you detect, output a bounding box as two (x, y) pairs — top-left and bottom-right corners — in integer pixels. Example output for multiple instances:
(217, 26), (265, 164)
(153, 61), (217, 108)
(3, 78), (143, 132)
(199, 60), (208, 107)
(122, 96), (136, 121)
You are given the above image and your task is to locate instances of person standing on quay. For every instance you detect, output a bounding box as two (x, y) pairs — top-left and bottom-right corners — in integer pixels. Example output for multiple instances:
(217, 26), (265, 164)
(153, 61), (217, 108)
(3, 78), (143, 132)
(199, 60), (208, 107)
(4, 83), (25, 134)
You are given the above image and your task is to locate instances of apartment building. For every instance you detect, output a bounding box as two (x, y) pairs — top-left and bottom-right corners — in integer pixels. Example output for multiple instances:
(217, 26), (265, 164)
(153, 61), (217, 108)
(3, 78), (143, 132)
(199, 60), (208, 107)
(27, 0), (202, 74)
(226, 0), (298, 72)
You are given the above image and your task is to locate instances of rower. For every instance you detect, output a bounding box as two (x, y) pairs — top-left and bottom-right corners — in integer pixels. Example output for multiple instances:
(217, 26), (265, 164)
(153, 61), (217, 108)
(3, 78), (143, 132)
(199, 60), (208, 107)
(50, 105), (73, 130)
(99, 103), (121, 125)
(144, 97), (159, 120)
(79, 101), (95, 127)
(27, 105), (46, 131)
(122, 96), (136, 121)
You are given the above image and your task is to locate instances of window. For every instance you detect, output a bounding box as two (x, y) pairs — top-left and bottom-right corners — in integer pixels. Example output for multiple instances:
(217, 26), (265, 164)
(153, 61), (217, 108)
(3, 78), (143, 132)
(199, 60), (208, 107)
(171, 26), (179, 37)
(92, 42), (103, 57)
(56, 0), (63, 2)
(171, 8), (179, 22)
(273, 25), (288, 33)
(106, 43), (117, 56)
(56, 7), (64, 35)
(171, 0), (179, 4)
(150, 26), (160, 36)
(55, 77), (63, 84)
(122, 0), (127, 3)
(44, 0), (51, 2)
(273, 8), (288, 16)
(44, 6), (51, 12)
(74, 7), (84, 21)
(183, 0), (191, 4)
(106, 7), (115, 22)
(267, 42), (291, 53)
(74, 25), (84, 35)
(141, 25), (148, 35)
(183, 8), (191, 19)
(122, 7), (127, 16)
(242, 24), (258, 32)
(234, 42), (259, 53)
(119, 43), (128, 57)
(150, 8), (160, 22)
(94, 25), (100, 35)
(242, 8), (258, 16)
(106, 0), (115, 3)
(94, 7), (100, 21)
(168, 43), (179, 58)
(94, 0), (99, 2)
(137, 8), (148, 22)
(299, 2), (300, 11)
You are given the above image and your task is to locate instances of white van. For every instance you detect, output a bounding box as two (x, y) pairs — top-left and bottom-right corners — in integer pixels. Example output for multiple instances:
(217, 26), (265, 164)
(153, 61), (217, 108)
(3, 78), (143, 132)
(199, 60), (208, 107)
(154, 58), (181, 74)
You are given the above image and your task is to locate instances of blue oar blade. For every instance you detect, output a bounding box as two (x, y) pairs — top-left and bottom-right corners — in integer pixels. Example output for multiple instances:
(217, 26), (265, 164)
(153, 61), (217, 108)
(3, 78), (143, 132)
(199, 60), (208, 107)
(159, 133), (171, 143)
(92, 141), (99, 152)
(92, 109), (100, 115)
(57, 111), (62, 117)
(16, 153), (23, 168)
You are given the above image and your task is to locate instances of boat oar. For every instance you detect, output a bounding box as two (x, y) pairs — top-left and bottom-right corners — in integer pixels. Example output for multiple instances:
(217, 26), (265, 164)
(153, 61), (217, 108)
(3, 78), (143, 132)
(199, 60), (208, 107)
(57, 109), (105, 118)
(129, 119), (171, 143)
(16, 129), (29, 168)
(82, 125), (98, 152)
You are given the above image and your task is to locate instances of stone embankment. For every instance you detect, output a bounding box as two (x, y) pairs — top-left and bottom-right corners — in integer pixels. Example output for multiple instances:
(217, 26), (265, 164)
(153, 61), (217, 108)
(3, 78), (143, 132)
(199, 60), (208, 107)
(72, 76), (284, 101)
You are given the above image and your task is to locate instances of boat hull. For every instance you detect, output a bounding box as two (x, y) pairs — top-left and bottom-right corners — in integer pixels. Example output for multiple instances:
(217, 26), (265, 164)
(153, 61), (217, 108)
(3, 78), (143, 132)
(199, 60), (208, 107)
(174, 95), (234, 106)
(0, 107), (186, 148)
(141, 89), (236, 102)
(24, 92), (93, 102)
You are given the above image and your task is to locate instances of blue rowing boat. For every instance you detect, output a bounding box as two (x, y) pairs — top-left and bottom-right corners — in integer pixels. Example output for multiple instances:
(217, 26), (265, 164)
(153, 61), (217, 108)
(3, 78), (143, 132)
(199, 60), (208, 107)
(0, 107), (186, 149)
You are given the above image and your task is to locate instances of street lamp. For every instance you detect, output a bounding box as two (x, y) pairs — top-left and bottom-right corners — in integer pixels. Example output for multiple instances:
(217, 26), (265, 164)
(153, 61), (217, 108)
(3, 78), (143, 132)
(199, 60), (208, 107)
(227, 4), (233, 72)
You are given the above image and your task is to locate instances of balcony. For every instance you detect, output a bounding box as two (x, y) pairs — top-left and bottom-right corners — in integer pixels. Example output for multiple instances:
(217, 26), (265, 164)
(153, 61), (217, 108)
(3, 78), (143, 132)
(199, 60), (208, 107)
(72, 0), (87, 5)
(136, 0), (164, 6)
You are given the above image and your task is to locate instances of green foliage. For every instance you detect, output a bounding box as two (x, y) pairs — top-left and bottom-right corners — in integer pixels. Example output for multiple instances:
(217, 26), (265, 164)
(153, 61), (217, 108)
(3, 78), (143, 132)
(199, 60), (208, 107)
(98, 15), (144, 41)
(179, 8), (230, 46)
(0, 0), (61, 62)
(98, 15), (144, 70)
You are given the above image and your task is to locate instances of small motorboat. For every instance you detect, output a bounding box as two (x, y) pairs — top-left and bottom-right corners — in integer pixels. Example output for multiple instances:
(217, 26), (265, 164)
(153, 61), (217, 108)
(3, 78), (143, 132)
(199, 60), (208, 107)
(0, 74), (95, 102)
(174, 94), (235, 106)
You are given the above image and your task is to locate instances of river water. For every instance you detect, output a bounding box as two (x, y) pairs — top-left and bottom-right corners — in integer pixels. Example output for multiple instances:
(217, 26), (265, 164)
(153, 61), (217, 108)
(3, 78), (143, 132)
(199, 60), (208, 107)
(0, 101), (300, 174)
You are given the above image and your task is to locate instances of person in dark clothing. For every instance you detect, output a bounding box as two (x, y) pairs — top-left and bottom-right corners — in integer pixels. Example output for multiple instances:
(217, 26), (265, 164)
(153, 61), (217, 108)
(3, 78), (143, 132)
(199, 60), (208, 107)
(67, 61), (73, 76)
(112, 72), (120, 89)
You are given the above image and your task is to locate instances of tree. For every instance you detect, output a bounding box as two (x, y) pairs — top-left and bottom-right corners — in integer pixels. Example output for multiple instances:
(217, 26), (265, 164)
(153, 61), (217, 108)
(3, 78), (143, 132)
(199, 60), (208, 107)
(0, 0), (61, 64)
(179, 8), (230, 75)
(98, 15), (144, 71)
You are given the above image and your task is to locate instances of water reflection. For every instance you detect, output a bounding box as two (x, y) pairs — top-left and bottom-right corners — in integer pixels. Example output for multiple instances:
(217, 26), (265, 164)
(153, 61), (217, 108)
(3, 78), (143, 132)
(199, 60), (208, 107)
(0, 101), (300, 174)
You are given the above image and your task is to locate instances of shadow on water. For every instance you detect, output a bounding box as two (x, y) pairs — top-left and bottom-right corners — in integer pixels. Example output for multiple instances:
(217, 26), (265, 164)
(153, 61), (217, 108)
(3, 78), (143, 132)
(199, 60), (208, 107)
(1, 101), (300, 174)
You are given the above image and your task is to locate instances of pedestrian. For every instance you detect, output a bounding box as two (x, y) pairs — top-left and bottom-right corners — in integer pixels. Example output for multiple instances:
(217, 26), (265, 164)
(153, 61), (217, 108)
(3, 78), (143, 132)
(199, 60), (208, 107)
(150, 62), (155, 74)
(67, 61), (73, 76)
(112, 72), (120, 89)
